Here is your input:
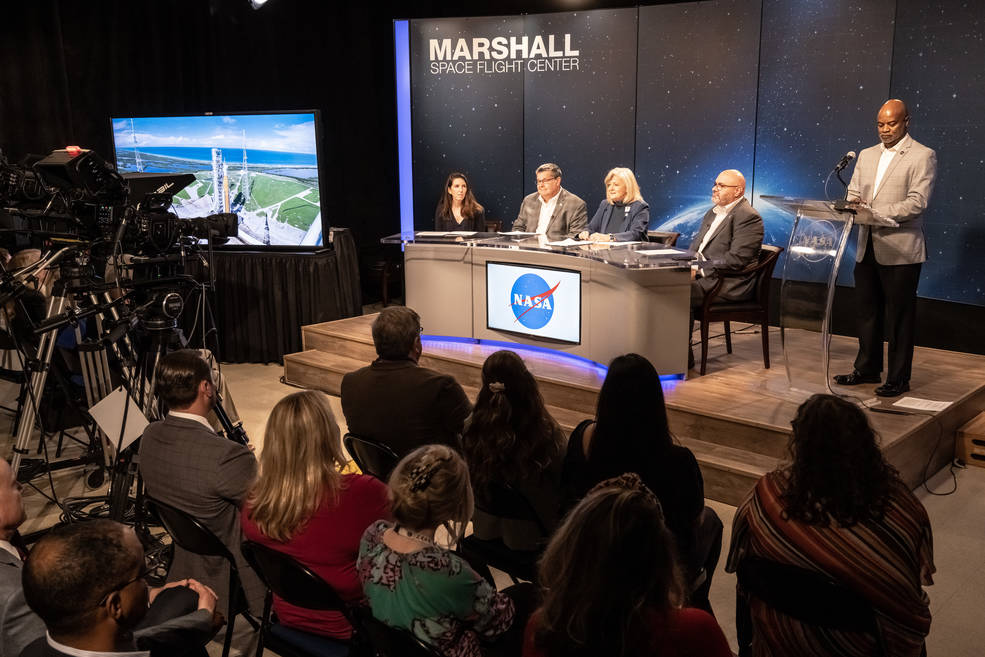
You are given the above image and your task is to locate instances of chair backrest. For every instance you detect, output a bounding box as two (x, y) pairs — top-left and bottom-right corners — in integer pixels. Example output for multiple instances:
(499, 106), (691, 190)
(645, 230), (681, 246)
(484, 219), (503, 233)
(357, 611), (442, 657)
(474, 481), (549, 536)
(753, 245), (783, 305)
(241, 541), (348, 613)
(343, 433), (400, 481)
(737, 556), (885, 651)
(146, 496), (234, 561)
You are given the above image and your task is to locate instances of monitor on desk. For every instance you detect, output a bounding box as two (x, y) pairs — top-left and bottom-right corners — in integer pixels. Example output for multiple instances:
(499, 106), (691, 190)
(486, 261), (581, 344)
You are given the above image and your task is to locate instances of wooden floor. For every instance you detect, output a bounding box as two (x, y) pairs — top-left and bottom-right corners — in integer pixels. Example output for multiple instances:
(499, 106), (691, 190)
(284, 314), (985, 505)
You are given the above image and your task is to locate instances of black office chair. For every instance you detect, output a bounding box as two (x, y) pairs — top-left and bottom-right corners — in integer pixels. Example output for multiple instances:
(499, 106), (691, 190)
(736, 556), (888, 657)
(458, 481), (549, 584)
(693, 245), (783, 375)
(240, 541), (357, 657)
(356, 610), (443, 657)
(146, 497), (258, 657)
(645, 230), (681, 246)
(343, 433), (400, 482)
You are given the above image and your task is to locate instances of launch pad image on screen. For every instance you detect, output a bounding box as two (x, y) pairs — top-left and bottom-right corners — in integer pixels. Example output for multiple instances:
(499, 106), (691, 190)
(486, 261), (581, 344)
(111, 112), (323, 247)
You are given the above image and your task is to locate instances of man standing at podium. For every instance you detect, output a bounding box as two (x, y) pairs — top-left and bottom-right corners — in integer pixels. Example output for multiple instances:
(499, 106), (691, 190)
(833, 99), (937, 397)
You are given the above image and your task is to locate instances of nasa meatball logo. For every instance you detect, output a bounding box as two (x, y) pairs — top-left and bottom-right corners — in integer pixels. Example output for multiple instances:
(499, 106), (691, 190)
(510, 273), (560, 330)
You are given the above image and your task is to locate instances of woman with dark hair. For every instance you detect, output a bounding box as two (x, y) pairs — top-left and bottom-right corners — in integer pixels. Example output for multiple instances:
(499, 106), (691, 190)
(434, 171), (486, 232)
(462, 350), (566, 551)
(726, 394), (935, 657)
(563, 353), (722, 613)
(523, 473), (731, 657)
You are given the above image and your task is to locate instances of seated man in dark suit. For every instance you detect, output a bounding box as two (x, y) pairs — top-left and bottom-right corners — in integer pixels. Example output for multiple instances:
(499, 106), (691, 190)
(139, 350), (264, 615)
(688, 169), (764, 368)
(20, 519), (220, 657)
(341, 306), (471, 457)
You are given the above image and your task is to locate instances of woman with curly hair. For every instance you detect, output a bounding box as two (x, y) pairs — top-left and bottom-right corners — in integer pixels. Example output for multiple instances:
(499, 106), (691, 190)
(726, 394), (935, 657)
(462, 350), (566, 551)
(524, 473), (731, 657)
(357, 444), (524, 657)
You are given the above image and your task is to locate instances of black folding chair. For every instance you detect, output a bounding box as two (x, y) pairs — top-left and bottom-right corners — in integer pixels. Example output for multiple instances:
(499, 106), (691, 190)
(356, 609), (443, 657)
(736, 556), (888, 657)
(343, 433), (399, 481)
(146, 497), (258, 657)
(241, 540), (358, 657)
(458, 481), (549, 584)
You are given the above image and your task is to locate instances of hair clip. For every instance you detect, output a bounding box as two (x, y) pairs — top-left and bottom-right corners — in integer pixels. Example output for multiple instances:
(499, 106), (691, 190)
(487, 381), (506, 393)
(409, 460), (438, 492)
(591, 472), (660, 508)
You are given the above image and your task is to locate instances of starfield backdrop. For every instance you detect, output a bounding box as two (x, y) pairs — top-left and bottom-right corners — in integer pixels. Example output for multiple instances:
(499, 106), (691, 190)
(401, 0), (985, 306)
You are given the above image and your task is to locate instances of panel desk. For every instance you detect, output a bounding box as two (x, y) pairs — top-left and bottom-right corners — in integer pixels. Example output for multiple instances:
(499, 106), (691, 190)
(382, 233), (692, 374)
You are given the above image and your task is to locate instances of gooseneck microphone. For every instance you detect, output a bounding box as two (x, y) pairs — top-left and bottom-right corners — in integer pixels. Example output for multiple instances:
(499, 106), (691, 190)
(833, 150), (856, 173)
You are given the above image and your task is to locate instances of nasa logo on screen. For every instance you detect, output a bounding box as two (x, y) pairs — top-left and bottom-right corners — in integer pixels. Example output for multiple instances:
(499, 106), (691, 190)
(510, 273), (560, 330)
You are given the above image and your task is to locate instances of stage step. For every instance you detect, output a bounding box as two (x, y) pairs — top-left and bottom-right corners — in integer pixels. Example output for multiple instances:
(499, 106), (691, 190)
(666, 404), (791, 459)
(677, 436), (777, 506)
(283, 350), (362, 396)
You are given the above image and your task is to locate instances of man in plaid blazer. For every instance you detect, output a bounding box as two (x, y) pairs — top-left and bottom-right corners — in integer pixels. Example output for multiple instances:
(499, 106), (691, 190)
(834, 99), (937, 397)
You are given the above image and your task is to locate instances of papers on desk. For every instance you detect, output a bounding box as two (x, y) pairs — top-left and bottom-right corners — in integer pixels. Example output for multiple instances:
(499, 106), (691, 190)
(546, 238), (584, 246)
(546, 239), (644, 247)
(499, 231), (537, 236)
(637, 248), (682, 256)
(892, 397), (952, 413)
(415, 231), (477, 237)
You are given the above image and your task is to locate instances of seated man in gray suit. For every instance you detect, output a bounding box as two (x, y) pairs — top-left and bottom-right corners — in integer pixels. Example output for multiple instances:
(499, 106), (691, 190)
(688, 169), (764, 368)
(833, 99), (936, 397)
(139, 350), (264, 616)
(341, 306), (471, 457)
(21, 519), (220, 657)
(512, 163), (588, 240)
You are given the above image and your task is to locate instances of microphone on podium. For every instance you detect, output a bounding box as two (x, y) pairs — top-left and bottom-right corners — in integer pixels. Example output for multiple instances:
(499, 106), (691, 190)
(833, 150), (856, 173)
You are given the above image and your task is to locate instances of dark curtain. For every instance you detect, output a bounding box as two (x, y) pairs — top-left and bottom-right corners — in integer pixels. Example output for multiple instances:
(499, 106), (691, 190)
(209, 228), (360, 364)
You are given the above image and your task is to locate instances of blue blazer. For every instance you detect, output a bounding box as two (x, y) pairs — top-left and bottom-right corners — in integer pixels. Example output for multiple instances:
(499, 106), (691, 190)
(586, 199), (650, 241)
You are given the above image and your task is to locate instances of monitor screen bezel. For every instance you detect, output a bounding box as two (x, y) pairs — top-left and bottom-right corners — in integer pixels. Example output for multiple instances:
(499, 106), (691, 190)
(485, 259), (583, 345)
(108, 108), (327, 251)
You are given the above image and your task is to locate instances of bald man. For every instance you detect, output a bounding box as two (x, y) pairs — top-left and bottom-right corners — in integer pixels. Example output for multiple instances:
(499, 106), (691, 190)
(688, 169), (764, 368)
(833, 100), (936, 397)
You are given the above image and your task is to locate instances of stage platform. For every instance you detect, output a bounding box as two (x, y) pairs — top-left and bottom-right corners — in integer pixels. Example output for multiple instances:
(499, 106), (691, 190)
(284, 314), (985, 505)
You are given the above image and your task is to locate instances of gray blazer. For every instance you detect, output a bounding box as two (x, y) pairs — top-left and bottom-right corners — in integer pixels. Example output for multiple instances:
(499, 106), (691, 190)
(847, 136), (936, 265)
(690, 198), (764, 302)
(512, 188), (588, 240)
(138, 414), (264, 615)
(0, 550), (43, 657)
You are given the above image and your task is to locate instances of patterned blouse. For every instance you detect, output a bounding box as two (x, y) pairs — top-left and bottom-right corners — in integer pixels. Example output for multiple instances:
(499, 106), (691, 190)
(726, 471), (935, 657)
(357, 520), (515, 657)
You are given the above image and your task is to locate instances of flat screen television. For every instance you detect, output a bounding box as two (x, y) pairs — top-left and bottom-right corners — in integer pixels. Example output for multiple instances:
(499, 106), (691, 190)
(486, 261), (581, 344)
(110, 111), (324, 247)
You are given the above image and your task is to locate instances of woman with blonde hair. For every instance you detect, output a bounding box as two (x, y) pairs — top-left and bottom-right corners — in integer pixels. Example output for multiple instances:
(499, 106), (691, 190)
(578, 167), (650, 242)
(241, 390), (389, 644)
(357, 444), (520, 657)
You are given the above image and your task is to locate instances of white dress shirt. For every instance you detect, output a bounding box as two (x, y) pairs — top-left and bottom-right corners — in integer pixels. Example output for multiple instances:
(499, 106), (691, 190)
(535, 193), (560, 235)
(873, 133), (910, 194)
(168, 410), (214, 432)
(0, 539), (21, 561)
(46, 633), (149, 657)
(697, 197), (742, 256)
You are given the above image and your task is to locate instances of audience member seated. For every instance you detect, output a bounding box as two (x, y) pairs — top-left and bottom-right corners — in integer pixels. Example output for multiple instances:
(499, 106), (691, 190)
(139, 349), (264, 615)
(241, 390), (390, 643)
(341, 306), (471, 456)
(523, 473), (731, 657)
(563, 353), (722, 613)
(357, 444), (523, 657)
(462, 350), (566, 551)
(726, 394), (935, 657)
(20, 518), (221, 657)
(434, 171), (486, 232)
(577, 167), (650, 242)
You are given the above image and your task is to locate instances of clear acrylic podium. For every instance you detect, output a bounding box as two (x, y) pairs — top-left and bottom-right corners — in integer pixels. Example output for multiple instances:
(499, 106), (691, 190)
(759, 196), (897, 398)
